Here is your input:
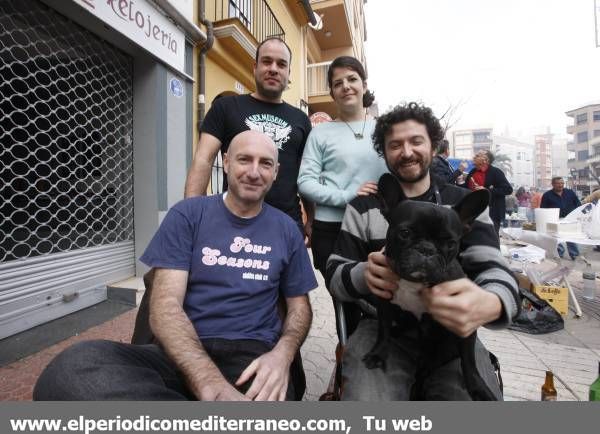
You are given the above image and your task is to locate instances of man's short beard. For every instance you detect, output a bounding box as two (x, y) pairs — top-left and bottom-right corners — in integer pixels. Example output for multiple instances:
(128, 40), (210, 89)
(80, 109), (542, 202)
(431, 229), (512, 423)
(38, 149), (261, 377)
(387, 160), (430, 184)
(256, 81), (284, 100)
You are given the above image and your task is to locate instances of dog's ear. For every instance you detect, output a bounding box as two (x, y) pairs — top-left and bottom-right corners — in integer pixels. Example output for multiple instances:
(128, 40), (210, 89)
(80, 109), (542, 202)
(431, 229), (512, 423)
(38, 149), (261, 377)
(378, 174), (403, 220)
(453, 189), (490, 230)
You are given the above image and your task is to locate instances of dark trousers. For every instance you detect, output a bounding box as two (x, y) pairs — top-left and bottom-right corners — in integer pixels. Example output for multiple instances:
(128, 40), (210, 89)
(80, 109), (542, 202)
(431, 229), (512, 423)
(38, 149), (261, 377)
(492, 218), (501, 235)
(341, 320), (503, 401)
(311, 220), (361, 338)
(33, 339), (295, 400)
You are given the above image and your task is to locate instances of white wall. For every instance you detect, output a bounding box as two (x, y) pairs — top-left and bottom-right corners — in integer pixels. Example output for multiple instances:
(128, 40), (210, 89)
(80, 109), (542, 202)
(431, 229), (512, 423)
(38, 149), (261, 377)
(493, 136), (535, 187)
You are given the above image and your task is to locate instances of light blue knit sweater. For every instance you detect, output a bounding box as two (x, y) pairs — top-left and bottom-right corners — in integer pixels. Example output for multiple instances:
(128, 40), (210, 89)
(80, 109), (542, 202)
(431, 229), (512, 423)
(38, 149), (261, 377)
(298, 119), (387, 222)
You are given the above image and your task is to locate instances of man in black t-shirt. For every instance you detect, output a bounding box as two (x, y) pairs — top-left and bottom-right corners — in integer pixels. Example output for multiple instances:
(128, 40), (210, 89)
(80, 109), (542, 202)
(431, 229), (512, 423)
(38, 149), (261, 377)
(185, 37), (313, 233)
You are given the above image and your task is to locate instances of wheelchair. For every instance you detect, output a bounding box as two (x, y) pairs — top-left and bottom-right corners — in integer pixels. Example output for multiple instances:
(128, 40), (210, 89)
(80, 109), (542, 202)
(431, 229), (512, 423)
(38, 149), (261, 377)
(319, 299), (504, 401)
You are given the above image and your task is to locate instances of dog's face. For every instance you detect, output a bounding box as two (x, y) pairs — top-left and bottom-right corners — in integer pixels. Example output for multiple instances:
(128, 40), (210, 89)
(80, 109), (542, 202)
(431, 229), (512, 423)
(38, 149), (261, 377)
(385, 201), (463, 283)
(378, 173), (490, 285)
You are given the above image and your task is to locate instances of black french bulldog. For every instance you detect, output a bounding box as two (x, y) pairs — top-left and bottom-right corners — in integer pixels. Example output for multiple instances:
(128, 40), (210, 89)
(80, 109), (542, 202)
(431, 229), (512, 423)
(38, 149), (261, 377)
(363, 173), (497, 400)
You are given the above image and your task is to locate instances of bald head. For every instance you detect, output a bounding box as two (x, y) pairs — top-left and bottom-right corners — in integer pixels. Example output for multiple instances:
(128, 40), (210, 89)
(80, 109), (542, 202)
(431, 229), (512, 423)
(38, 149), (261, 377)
(223, 130), (279, 210)
(228, 130), (278, 163)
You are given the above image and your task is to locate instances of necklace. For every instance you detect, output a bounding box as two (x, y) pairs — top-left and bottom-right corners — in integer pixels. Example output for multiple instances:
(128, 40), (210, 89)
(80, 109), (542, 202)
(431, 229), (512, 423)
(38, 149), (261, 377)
(342, 111), (367, 140)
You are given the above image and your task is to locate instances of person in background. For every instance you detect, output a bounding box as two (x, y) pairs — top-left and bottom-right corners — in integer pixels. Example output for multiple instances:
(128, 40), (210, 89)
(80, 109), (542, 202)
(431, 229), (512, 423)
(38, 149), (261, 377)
(540, 176), (581, 260)
(464, 150), (513, 234)
(430, 139), (467, 184)
(529, 187), (542, 222)
(297, 55), (387, 334)
(505, 193), (518, 217)
(515, 186), (531, 208)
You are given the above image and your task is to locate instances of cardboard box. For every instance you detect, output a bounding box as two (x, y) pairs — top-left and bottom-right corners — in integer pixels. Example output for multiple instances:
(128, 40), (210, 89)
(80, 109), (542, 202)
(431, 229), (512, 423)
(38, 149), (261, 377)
(515, 273), (532, 291)
(533, 285), (569, 316)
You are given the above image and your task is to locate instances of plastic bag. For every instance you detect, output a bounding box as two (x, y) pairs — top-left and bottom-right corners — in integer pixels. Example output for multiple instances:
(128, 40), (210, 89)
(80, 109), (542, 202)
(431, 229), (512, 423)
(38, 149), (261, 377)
(508, 288), (564, 334)
(565, 200), (600, 239)
(589, 201), (600, 239)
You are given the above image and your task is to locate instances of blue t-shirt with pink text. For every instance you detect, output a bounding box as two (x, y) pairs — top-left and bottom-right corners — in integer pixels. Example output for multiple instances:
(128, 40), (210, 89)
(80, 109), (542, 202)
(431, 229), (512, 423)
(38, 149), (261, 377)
(140, 194), (317, 345)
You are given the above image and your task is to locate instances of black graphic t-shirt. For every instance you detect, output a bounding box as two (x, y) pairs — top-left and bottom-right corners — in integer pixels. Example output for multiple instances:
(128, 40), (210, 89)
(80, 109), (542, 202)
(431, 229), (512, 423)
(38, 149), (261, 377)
(201, 94), (312, 224)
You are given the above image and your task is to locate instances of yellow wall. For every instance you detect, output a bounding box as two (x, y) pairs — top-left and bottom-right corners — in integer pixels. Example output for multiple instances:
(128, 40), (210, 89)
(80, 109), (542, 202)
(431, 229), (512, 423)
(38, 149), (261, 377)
(205, 54), (255, 105)
(321, 46), (355, 61)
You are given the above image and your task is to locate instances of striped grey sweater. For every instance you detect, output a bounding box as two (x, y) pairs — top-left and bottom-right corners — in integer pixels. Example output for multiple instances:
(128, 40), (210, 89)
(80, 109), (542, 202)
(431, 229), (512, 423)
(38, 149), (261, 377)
(325, 176), (519, 328)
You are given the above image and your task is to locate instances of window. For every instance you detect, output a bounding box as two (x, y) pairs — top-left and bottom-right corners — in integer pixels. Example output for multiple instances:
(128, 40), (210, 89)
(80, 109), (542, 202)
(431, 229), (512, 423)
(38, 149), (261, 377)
(473, 131), (491, 142)
(594, 130), (600, 138)
(577, 131), (588, 143)
(577, 150), (589, 161)
(576, 113), (588, 125)
(455, 134), (471, 145)
(594, 111), (600, 121)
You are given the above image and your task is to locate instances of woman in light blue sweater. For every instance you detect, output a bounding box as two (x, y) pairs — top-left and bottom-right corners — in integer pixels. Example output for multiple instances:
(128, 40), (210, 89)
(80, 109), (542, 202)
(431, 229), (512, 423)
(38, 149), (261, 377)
(298, 56), (386, 328)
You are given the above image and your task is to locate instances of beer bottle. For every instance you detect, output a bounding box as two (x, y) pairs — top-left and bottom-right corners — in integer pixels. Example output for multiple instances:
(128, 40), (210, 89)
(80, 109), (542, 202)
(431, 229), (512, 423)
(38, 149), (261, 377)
(541, 370), (557, 401)
(590, 362), (600, 401)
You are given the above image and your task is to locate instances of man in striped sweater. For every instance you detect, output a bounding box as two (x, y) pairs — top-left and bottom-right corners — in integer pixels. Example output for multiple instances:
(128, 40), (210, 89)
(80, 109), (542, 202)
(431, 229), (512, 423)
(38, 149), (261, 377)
(326, 102), (519, 400)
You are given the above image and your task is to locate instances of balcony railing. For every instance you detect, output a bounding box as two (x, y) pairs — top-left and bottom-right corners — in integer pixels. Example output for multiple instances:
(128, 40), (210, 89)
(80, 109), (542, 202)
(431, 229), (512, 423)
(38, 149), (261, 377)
(587, 152), (600, 164)
(211, 0), (285, 43)
(307, 61), (332, 96)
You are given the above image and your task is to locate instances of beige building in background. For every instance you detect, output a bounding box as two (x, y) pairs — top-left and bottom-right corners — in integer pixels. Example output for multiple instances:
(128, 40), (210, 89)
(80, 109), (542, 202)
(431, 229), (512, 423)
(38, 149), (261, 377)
(534, 133), (553, 189)
(451, 128), (494, 160)
(566, 102), (600, 197)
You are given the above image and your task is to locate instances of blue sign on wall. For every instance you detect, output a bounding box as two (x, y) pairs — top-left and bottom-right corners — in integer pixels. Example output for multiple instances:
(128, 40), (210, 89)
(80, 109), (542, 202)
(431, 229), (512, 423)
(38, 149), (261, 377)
(169, 78), (184, 98)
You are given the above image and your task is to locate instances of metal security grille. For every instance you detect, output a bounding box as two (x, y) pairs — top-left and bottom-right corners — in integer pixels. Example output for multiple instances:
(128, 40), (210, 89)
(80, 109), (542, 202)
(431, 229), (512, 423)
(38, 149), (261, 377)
(0, 0), (134, 263)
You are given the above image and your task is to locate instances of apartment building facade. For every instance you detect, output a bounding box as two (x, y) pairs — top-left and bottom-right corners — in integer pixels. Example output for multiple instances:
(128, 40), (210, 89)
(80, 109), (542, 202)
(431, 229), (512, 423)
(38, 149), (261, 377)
(566, 102), (600, 197)
(493, 135), (535, 188)
(452, 128), (493, 160)
(534, 134), (553, 189)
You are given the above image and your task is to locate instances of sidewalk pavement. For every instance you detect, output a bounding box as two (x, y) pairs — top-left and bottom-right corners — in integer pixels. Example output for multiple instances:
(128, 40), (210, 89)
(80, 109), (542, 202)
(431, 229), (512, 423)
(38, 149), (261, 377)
(1, 249), (599, 401)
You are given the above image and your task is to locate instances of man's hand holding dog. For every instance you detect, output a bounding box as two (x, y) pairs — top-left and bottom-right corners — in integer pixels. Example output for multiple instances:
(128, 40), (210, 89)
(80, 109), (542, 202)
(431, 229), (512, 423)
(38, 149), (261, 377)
(366, 250), (502, 337)
(365, 249), (399, 299)
(423, 279), (502, 337)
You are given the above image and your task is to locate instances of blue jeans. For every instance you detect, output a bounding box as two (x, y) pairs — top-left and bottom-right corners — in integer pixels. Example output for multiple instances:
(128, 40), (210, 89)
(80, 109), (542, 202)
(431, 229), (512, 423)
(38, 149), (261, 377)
(557, 242), (579, 259)
(33, 339), (295, 400)
(340, 319), (502, 401)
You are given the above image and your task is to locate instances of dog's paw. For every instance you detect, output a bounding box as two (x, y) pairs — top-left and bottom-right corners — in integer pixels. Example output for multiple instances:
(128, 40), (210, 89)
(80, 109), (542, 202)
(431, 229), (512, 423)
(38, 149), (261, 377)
(362, 352), (386, 371)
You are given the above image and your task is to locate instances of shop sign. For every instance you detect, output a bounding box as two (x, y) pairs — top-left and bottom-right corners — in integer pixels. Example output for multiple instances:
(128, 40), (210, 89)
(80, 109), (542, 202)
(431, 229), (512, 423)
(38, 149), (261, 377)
(75, 0), (185, 73)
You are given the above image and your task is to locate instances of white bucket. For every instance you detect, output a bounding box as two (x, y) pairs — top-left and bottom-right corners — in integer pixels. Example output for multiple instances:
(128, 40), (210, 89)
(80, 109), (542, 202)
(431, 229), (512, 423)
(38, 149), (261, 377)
(534, 208), (559, 233)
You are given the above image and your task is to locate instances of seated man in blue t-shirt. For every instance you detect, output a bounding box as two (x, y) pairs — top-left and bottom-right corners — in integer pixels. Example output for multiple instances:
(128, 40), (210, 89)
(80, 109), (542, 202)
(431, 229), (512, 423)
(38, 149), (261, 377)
(33, 130), (318, 401)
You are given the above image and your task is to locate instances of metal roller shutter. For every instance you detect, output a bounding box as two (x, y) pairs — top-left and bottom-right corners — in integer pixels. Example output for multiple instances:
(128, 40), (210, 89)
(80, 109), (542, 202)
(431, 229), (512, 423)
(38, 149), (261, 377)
(0, 0), (135, 339)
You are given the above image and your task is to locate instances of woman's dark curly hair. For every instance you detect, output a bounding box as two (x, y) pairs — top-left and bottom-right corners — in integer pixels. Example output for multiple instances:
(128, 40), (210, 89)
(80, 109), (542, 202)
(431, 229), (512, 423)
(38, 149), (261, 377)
(327, 56), (375, 108)
(372, 102), (445, 157)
